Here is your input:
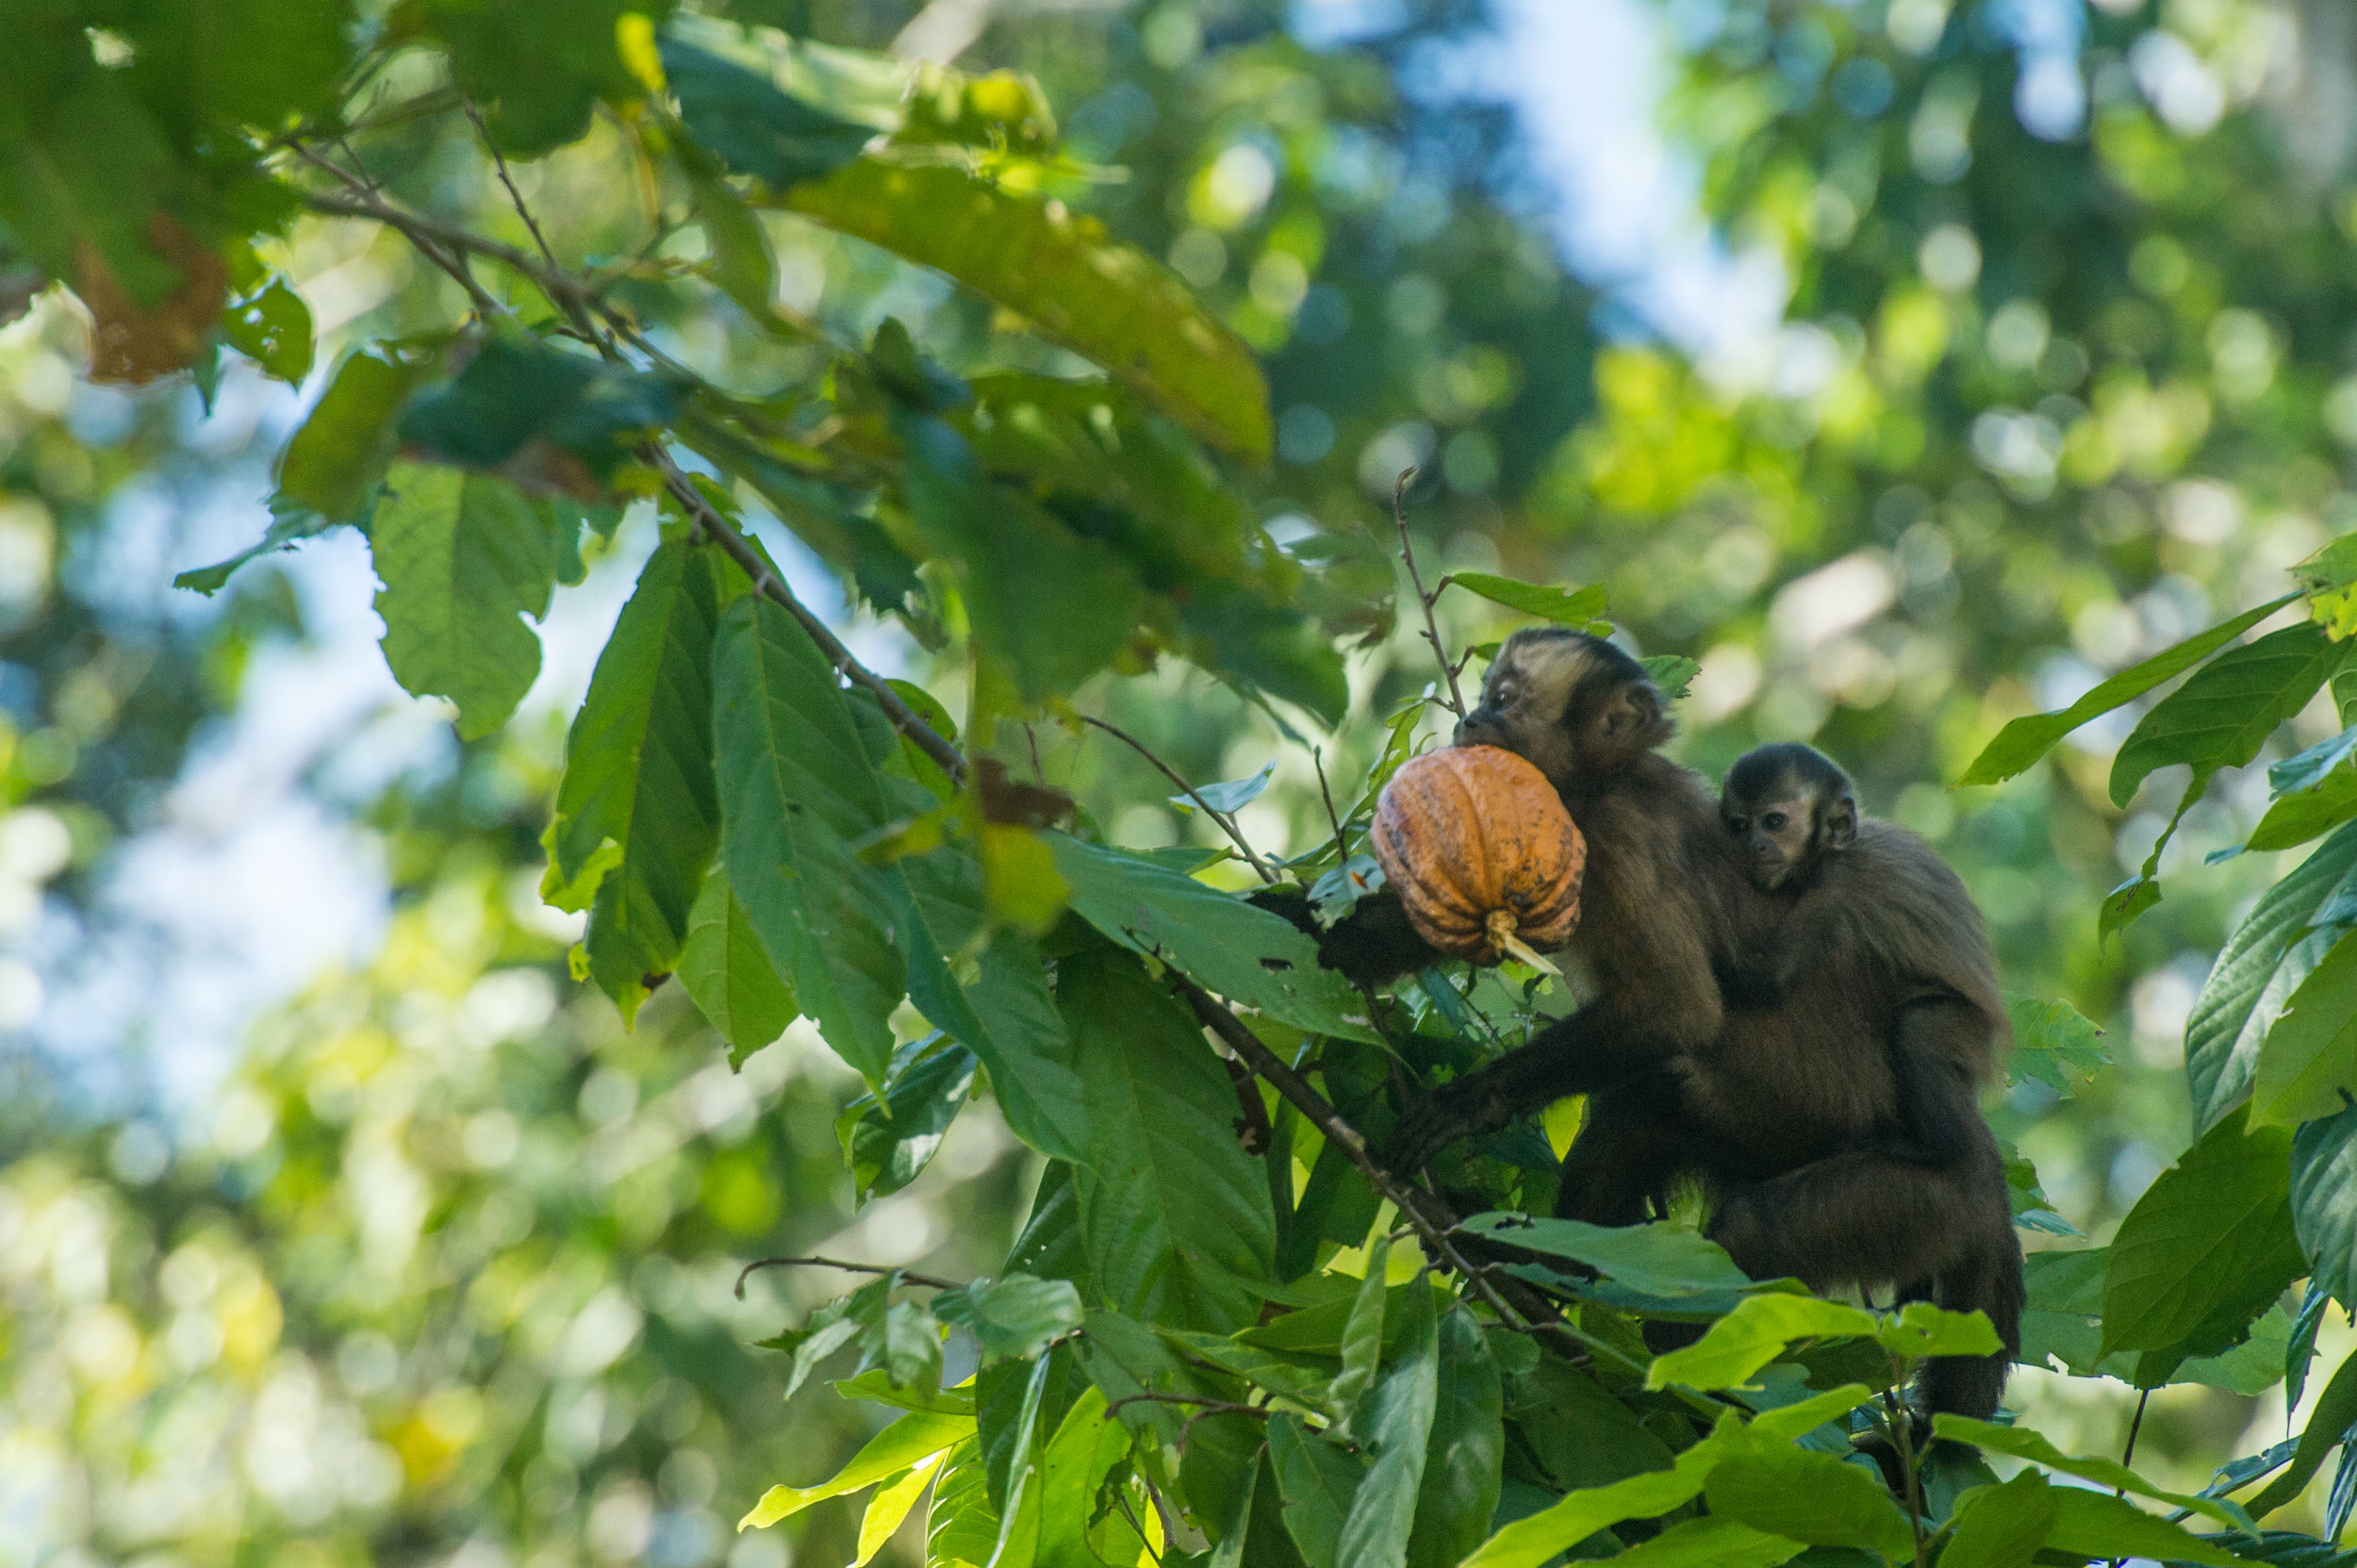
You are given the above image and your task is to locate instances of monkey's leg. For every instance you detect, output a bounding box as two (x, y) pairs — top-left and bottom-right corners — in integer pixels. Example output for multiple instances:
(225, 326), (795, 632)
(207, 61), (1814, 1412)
(1555, 1077), (1694, 1227)
(1709, 1147), (2020, 1419)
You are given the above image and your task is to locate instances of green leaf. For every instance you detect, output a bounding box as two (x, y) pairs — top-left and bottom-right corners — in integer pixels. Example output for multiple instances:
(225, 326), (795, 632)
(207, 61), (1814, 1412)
(1457, 1213), (1754, 1298)
(1938, 1470), (2055, 1568)
(117, 0), (357, 136)
(1604, 1517), (1805, 1568)
(552, 540), (724, 1015)
(410, 0), (661, 157)
(2292, 1106), (2357, 1312)
(1461, 1424), (1730, 1568)
(398, 333), (682, 486)
(1954, 595), (2297, 787)
(1208, 1448), (1261, 1568)
(282, 351), (434, 524)
(1047, 834), (1378, 1043)
(838, 1037), (974, 1198)
(892, 409), (1144, 700)
(1640, 654), (1702, 702)
(2110, 622), (2349, 808)
(1875, 1301), (2003, 1360)
(1035, 1389), (1135, 1568)
(2042, 1486), (2251, 1567)
(2250, 767), (2357, 853)
(1703, 1444), (1911, 1559)
(2100, 1111), (2304, 1360)
(371, 462), (558, 739)
(2247, 1349), (2357, 1517)
(1178, 762), (1276, 816)
(1405, 1308), (1504, 1568)
(1336, 1282), (1439, 1568)
(1447, 573), (1609, 626)
(219, 275), (312, 384)
(1930, 1418), (2257, 1535)
(1272, 1413), (1366, 1568)
(984, 1354), (1050, 1568)
(2275, 727), (2357, 795)
(932, 1275), (1084, 1361)
(684, 159), (781, 327)
(1059, 945), (1276, 1333)
(1644, 1296), (1882, 1392)
(1327, 1235), (1390, 1426)
(926, 1440), (1002, 1568)
(679, 865), (798, 1066)
(739, 1406), (974, 1528)
(2187, 823), (2357, 1133)
(2252, 931), (2357, 1128)
(661, 35), (872, 190)
(781, 159), (1271, 459)
(854, 1454), (943, 1568)
(713, 594), (906, 1084)
(2004, 995), (2109, 1096)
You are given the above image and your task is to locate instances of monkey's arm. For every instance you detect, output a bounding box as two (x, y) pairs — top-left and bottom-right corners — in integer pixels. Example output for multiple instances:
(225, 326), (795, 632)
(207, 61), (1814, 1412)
(1250, 885), (1446, 989)
(1384, 1002), (1679, 1174)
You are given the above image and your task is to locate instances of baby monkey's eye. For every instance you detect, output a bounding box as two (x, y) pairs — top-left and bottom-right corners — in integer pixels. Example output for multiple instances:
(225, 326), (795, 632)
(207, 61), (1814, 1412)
(1762, 812), (1788, 830)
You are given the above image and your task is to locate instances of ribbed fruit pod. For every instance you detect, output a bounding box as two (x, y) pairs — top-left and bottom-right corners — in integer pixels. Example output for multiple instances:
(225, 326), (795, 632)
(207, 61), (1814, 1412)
(1369, 745), (1585, 966)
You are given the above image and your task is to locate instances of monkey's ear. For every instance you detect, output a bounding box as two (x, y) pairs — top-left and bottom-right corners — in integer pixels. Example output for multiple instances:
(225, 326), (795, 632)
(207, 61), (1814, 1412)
(1823, 795), (1858, 851)
(1599, 681), (1661, 736)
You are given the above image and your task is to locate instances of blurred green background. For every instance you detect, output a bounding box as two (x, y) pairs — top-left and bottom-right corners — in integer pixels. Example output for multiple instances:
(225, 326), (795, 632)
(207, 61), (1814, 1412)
(5, 0), (2354, 1560)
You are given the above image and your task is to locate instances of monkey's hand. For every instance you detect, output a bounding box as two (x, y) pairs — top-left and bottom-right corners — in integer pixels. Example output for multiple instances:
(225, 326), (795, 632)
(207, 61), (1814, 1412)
(1382, 1077), (1520, 1178)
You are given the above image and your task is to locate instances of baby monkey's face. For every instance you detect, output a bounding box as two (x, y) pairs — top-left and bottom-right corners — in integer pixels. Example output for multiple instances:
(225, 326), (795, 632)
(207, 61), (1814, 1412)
(1722, 792), (1816, 890)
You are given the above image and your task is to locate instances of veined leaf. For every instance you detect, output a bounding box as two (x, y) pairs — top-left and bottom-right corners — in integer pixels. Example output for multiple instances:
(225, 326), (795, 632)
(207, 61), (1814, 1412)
(2274, 725), (2357, 795)
(780, 159), (1271, 459)
(2004, 995), (2108, 1097)
(1643, 1295), (1881, 1392)
(2251, 930), (2357, 1127)
(1405, 1307), (1504, 1568)
(1272, 1413), (1366, 1568)
(1930, 1417), (2257, 1535)
(1336, 1282), (1439, 1568)
(838, 1035), (974, 1198)
(679, 865), (798, 1065)
(1458, 1213), (1753, 1298)
(2293, 1106), (2357, 1312)
(2186, 823), (2357, 1133)
(2108, 621), (2349, 809)
(853, 1453), (943, 1568)
(713, 595), (906, 1084)
(1447, 573), (1608, 627)
(1640, 654), (1701, 702)
(1060, 945), (1275, 1334)
(371, 462), (558, 740)
(739, 1406), (974, 1529)
(2041, 1488), (2250, 1567)
(2099, 1111), (2303, 1360)
(2249, 766), (2357, 853)
(1938, 1469), (2055, 1568)
(1602, 1517), (1804, 1568)
(1954, 594), (2296, 787)
(1461, 1415), (1736, 1568)
(2246, 1348), (2357, 1517)
(1703, 1443), (1912, 1559)
(931, 1274), (1083, 1362)
(553, 541), (725, 1017)
(1047, 833), (1378, 1043)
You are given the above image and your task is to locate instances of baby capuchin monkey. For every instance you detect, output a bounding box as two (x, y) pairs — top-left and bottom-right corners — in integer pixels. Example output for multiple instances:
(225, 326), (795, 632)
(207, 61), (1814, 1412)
(1711, 742), (2023, 1422)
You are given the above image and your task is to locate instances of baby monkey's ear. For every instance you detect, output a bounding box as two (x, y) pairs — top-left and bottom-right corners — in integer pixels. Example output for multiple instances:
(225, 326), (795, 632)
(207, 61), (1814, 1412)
(1597, 680), (1660, 737)
(1821, 793), (1857, 852)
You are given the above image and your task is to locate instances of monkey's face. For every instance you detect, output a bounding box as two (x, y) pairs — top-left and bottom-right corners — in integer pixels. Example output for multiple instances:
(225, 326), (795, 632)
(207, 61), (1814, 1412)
(1722, 793), (1817, 890)
(1455, 630), (1660, 790)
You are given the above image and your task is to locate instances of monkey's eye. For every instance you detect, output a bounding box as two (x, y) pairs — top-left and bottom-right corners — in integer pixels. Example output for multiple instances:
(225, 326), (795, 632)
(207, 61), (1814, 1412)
(1762, 812), (1787, 831)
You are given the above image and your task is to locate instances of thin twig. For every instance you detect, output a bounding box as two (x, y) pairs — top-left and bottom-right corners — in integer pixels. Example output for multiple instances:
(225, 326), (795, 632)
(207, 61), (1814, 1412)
(1393, 466), (1465, 718)
(1884, 1382), (1928, 1568)
(1221, 1054), (1275, 1155)
(1080, 715), (1276, 883)
(734, 1255), (962, 1296)
(655, 453), (969, 785)
(2120, 1388), (2151, 1477)
(1312, 747), (1352, 869)
(1104, 1393), (1269, 1423)
(288, 145), (509, 322)
(464, 97), (561, 268)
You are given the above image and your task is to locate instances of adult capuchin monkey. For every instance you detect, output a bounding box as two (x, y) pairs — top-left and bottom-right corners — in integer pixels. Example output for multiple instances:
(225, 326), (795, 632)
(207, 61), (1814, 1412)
(1272, 628), (2020, 1424)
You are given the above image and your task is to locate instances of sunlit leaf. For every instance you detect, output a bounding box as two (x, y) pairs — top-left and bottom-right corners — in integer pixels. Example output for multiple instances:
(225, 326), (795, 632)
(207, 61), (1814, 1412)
(371, 462), (558, 739)
(1930, 1416), (2258, 1535)
(1336, 1282), (1438, 1568)
(739, 1406), (973, 1528)
(2004, 995), (2108, 1097)
(837, 1035), (974, 1198)
(780, 159), (1271, 459)
(679, 865), (798, 1066)
(2101, 1111), (2303, 1362)
(1954, 595), (2297, 787)
(2109, 622), (2349, 808)
(2251, 931), (2357, 1128)
(1447, 573), (1608, 626)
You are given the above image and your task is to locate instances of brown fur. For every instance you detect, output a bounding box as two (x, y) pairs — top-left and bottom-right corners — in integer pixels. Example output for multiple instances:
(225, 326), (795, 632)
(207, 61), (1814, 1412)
(1344, 631), (2021, 1421)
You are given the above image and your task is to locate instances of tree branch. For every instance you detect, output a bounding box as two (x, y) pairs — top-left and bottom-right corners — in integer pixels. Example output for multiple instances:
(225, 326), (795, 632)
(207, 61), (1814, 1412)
(653, 453), (970, 785)
(1393, 466), (1465, 718)
(734, 1254), (963, 1296)
(1169, 972), (1585, 1356)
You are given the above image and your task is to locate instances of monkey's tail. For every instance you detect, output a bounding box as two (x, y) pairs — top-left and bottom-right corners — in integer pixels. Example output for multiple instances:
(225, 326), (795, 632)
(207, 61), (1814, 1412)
(1915, 1228), (2025, 1422)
